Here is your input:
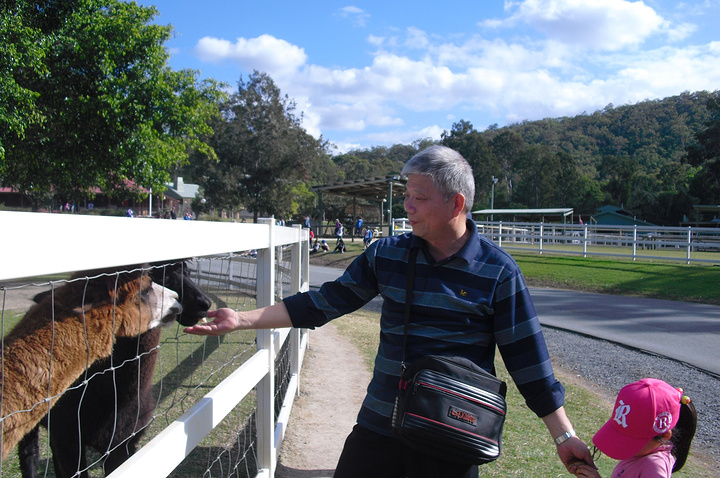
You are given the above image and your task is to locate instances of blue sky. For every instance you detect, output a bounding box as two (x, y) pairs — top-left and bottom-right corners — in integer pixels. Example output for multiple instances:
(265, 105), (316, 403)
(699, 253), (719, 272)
(138, 0), (720, 153)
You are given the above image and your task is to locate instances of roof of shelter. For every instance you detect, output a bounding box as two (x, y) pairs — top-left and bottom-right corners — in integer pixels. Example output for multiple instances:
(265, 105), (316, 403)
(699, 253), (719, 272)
(311, 176), (406, 200)
(472, 208), (574, 217)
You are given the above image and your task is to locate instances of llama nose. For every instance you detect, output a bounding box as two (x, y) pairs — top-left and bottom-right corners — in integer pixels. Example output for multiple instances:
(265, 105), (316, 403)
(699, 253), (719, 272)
(170, 301), (183, 316)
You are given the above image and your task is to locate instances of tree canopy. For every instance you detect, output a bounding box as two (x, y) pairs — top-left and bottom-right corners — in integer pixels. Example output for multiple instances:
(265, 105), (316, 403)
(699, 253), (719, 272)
(192, 71), (331, 221)
(0, 0), (225, 207)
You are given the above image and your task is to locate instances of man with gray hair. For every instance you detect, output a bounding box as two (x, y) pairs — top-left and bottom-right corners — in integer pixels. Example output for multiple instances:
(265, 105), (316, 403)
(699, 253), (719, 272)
(186, 145), (593, 477)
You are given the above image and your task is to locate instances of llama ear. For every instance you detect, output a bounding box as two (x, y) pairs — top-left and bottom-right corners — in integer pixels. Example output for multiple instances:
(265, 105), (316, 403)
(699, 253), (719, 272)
(33, 289), (52, 303)
(71, 303), (95, 315)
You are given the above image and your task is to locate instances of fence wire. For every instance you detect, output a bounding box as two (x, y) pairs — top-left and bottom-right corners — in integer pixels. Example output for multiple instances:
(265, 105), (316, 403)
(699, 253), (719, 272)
(0, 249), (294, 478)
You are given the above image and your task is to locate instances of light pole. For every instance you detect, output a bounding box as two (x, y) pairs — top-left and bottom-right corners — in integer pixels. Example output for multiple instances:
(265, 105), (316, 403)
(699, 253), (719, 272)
(490, 176), (498, 222)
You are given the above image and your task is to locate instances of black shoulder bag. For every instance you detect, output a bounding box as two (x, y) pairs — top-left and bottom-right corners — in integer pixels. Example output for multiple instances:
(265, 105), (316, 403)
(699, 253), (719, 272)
(390, 248), (508, 465)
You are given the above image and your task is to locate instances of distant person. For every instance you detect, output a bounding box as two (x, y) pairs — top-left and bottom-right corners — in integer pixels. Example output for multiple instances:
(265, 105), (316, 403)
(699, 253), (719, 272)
(184, 145), (592, 477)
(363, 227), (373, 249)
(334, 237), (346, 253)
(310, 239), (321, 254)
(126, 208), (134, 218)
(355, 216), (363, 236)
(320, 239), (329, 252)
(334, 219), (344, 243)
(571, 378), (696, 478)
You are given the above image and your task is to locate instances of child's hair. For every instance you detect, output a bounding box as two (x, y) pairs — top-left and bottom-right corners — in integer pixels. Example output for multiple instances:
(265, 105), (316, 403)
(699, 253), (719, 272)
(670, 397), (697, 472)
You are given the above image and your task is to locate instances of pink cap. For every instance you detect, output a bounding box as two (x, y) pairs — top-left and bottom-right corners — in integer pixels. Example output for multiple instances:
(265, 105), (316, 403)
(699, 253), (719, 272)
(593, 378), (682, 460)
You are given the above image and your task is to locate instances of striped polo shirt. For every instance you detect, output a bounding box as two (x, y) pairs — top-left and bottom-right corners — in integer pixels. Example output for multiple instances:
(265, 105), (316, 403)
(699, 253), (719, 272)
(283, 219), (565, 437)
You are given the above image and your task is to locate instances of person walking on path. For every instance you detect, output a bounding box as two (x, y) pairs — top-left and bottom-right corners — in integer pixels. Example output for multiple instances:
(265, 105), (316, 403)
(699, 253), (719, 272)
(185, 145), (593, 477)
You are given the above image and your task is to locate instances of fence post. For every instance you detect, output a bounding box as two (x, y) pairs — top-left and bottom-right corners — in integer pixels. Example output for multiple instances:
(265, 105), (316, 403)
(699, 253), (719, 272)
(632, 226), (637, 261)
(539, 223), (544, 254)
(583, 225), (588, 258)
(256, 218), (277, 477)
(687, 227), (692, 265)
(498, 221), (503, 247)
(290, 225), (304, 395)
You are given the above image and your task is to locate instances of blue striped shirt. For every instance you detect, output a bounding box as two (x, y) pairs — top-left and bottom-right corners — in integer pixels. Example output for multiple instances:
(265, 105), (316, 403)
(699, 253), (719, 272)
(284, 220), (565, 437)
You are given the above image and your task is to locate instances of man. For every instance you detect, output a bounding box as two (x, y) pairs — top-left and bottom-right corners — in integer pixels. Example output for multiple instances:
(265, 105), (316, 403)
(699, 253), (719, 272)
(185, 145), (593, 477)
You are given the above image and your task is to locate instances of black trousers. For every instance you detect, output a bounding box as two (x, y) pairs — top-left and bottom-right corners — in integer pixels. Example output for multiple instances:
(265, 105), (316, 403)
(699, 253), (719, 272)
(334, 424), (478, 478)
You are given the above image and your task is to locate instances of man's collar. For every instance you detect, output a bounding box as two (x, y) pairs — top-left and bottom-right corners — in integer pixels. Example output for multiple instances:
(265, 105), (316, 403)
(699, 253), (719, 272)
(410, 219), (480, 264)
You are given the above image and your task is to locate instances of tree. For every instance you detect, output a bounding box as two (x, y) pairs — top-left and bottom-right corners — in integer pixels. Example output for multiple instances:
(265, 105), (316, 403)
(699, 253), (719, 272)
(490, 130), (525, 205)
(685, 97), (720, 203)
(0, 0), (224, 208)
(598, 154), (639, 207)
(441, 120), (497, 209)
(515, 145), (559, 208)
(198, 71), (326, 221)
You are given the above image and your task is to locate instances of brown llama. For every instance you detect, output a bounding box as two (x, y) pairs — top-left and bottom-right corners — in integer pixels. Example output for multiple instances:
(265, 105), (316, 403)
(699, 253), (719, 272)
(0, 268), (182, 460)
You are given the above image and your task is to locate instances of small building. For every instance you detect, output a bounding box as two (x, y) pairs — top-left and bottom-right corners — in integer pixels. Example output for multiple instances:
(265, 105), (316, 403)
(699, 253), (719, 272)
(591, 205), (655, 227)
(162, 177), (200, 218)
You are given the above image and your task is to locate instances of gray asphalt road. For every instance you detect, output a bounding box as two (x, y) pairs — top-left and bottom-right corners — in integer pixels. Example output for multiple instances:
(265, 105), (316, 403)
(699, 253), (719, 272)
(309, 265), (720, 376)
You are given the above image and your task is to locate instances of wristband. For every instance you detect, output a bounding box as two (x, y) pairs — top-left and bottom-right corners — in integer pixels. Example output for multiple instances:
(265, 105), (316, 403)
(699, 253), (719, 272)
(554, 429), (576, 446)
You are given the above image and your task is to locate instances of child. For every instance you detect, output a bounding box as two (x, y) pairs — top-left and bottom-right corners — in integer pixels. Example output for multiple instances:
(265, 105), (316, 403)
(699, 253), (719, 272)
(572, 378), (697, 478)
(363, 227), (373, 249)
(334, 237), (346, 253)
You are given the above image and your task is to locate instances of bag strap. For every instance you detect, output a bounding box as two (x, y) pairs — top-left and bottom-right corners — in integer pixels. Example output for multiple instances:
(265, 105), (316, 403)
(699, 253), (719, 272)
(401, 247), (419, 371)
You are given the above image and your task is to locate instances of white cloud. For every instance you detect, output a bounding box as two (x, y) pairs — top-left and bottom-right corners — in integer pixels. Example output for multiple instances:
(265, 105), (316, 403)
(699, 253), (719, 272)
(494, 0), (669, 51)
(337, 6), (370, 27)
(366, 125), (445, 146)
(192, 4), (720, 150)
(194, 34), (307, 78)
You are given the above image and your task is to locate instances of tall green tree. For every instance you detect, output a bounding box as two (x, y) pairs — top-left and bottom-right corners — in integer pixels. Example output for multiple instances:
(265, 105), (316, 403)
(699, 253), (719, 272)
(197, 71), (326, 221)
(0, 0), (224, 208)
(598, 154), (639, 208)
(441, 120), (497, 209)
(490, 130), (525, 205)
(515, 144), (559, 208)
(685, 97), (720, 203)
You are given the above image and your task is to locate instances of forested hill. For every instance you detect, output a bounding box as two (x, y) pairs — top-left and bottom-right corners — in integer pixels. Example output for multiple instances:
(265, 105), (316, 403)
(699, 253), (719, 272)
(490, 90), (718, 174)
(424, 89), (720, 226)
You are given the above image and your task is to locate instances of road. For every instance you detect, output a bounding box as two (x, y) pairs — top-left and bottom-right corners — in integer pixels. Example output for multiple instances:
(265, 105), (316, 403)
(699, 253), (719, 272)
(308, 265), (720, 376)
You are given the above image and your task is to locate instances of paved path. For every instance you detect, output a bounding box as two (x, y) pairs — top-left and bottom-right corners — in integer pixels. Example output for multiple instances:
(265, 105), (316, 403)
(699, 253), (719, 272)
(309, 265), (720, 376)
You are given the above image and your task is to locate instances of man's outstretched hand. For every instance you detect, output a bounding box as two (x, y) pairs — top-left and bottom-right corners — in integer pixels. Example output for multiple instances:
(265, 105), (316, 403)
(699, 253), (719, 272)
(184, 308), (240, 336)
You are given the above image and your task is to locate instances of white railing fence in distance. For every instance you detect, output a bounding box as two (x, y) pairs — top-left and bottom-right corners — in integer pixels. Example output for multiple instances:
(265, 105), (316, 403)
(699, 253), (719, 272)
(392, 218), (720, 264)
(0, 211), (310, 478)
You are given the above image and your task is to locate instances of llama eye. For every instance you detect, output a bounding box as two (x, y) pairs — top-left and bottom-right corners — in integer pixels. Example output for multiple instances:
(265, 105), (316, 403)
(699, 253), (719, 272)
(140, 286), (153, 303)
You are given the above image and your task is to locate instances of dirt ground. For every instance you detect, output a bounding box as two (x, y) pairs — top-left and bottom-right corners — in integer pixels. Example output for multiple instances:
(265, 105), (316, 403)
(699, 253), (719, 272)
(275, 322), (370, 478)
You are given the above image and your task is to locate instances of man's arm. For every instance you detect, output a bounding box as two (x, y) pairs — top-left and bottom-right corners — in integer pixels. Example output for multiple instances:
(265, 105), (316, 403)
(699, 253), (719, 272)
(183, 302), (293, 336)
(542, 406), (596, 473)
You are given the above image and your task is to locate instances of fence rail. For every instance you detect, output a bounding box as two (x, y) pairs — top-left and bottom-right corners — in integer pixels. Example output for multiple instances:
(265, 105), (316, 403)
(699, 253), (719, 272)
(393, 218), (720, 264)
(0, 211), (310, 478)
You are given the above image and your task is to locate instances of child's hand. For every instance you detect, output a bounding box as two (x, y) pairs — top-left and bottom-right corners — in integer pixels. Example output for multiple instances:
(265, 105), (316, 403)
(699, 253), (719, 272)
(572, 463), (601, 477)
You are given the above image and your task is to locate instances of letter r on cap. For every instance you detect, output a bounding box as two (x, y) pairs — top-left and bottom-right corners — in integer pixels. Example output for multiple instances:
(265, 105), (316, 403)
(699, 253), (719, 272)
(613, 400), (631, 428)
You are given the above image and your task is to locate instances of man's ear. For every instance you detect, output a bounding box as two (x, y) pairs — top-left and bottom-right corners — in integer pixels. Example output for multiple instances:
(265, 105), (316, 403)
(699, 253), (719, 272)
(452, 193), (466, 218)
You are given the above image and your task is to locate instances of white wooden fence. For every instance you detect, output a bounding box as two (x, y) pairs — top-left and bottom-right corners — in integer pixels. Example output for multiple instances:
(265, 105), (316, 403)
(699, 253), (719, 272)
(0, 211), (310, 478)
(392, 219), (720, 264)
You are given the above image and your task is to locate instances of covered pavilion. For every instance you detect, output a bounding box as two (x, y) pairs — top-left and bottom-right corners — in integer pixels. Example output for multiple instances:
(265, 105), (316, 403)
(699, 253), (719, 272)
(310, 176), (406, 237)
